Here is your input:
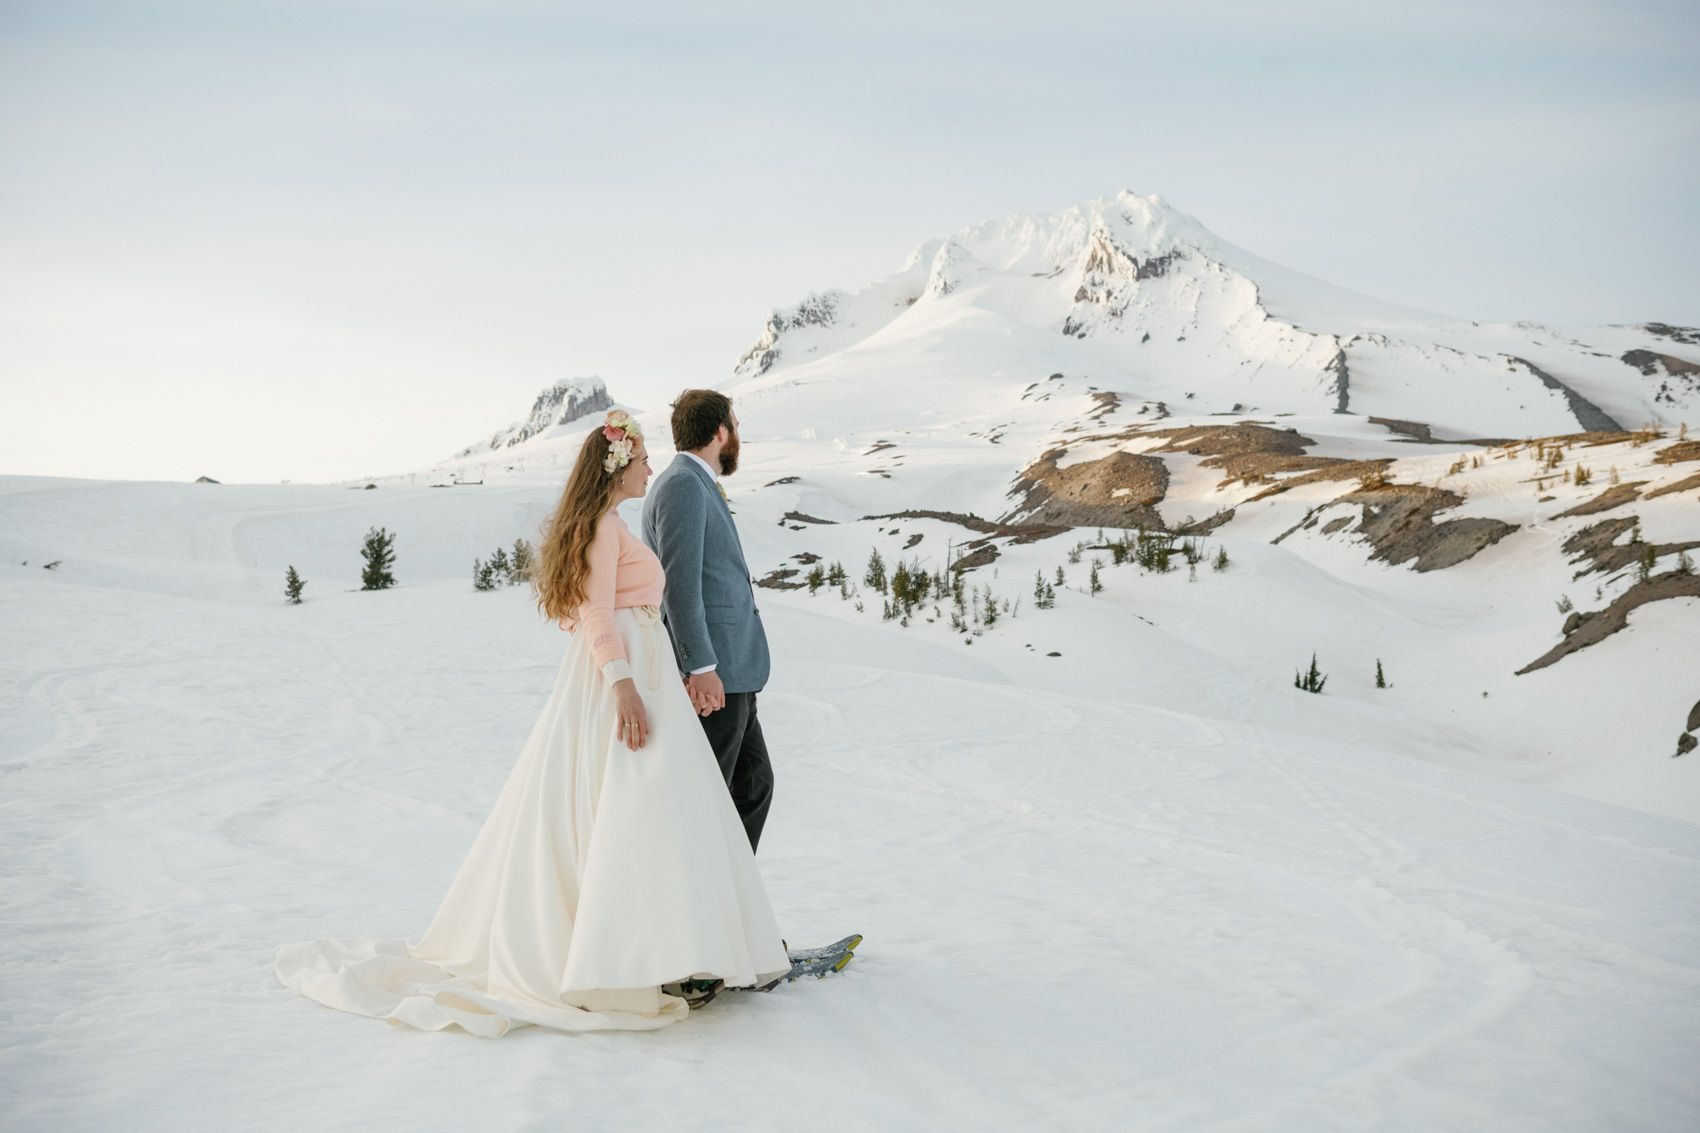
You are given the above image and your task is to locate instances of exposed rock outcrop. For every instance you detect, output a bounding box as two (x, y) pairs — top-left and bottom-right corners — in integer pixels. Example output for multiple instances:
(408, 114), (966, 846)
(1643, 323), (1700, 346)
(1004, 449), (1169, 529)
(863, 509), (1070, 545)
(735, 292), (842, 377)
(1561, 516), (1700, 579)
(1340, 484), (1518, 572)
(1554, 483), (1647, 518)
(455, 377), (612, 457)
(1646, 471), (1700, 500)
(1506, 356), (1623, 432)
(1516, 569), (1700, 674)
(1621, 349), (1700, 377)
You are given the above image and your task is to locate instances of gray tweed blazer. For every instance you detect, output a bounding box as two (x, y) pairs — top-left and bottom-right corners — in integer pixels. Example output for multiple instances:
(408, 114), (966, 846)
(640, 453), (771, 693)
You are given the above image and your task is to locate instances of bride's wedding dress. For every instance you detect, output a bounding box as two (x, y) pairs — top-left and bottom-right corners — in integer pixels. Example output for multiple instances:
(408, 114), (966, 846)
(274, 511), (789, 1035)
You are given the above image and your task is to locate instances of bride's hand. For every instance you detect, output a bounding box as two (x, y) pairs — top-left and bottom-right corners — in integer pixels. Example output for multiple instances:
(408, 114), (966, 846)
(612, 678), (649, 750)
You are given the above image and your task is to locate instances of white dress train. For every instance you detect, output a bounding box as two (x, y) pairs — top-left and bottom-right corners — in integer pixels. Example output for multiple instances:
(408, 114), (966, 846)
(274, 604), (790, 1036)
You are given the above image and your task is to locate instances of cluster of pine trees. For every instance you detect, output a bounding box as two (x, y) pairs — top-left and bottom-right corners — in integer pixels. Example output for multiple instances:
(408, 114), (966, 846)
(475, 539), (536, 591)
(282, 527), (539, 604)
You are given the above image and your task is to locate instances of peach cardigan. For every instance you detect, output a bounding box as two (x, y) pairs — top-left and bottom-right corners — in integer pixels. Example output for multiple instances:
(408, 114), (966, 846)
(557, 510), (664, 683)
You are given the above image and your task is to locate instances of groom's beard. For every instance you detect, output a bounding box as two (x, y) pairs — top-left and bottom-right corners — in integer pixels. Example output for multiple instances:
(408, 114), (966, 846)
(719, 433), (740, 476)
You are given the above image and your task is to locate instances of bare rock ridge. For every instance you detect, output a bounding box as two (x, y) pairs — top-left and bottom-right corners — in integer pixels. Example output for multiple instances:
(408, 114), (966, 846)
(455, 377), (613, 458)
(1641, 322), (1700, 346)
(1517, 569), (1700, 674)
(1507, 356), (1624, 432)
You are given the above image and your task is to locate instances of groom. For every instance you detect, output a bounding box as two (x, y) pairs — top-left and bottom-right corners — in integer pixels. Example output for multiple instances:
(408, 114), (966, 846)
(641, 389), (775, 854)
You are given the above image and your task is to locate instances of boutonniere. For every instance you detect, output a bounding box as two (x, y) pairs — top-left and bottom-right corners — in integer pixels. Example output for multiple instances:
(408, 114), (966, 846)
(716, 481), (734, 514)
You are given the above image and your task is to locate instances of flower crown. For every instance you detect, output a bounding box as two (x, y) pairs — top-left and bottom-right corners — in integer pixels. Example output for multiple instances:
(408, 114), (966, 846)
(601, 410), (642, 474)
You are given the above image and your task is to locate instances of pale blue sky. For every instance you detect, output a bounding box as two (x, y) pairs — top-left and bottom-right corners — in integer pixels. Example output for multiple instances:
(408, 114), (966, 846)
(3, 0), (1697, 483)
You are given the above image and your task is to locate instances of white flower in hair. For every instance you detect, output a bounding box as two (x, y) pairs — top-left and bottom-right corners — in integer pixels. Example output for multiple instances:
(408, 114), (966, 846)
(604, 436), (636, 474)
(600, 410), (642, 474)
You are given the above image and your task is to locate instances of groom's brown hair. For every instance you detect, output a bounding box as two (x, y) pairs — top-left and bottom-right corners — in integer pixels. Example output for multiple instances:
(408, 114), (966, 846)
(670, 389), (733, 452)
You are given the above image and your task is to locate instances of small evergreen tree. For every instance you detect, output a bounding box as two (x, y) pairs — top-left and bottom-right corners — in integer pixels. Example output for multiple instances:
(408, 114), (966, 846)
(509, 538), (534, 584)
(1034, 570), (1046, 601)
(827, 560), (846, 586)
(1294, 653), (1327, 694)
(284, 565), (305, 604)
(1638, 543), (1656, 581)
(1054, 565), (1066, 586)
(360, 526), (396, 590)
(1375, 659), (1387, 689)
(1134, 530), (1172, 572)
(864, 549), (888, 593)
(1089, 559), (1102, 594)
(1213, 545), (1229, 572)
(490, 546), (511, 582)
(892, 560), (912, 609)
(807, 564), (825, 593)
(473, 558), (497, 591)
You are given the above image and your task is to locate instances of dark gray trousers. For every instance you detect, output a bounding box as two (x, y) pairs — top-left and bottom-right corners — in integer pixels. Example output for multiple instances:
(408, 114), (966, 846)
(698, 690), (774, 854)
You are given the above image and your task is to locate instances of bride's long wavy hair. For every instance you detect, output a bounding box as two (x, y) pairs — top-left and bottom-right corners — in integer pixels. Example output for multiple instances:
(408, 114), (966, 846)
(533, 426), (624, 622)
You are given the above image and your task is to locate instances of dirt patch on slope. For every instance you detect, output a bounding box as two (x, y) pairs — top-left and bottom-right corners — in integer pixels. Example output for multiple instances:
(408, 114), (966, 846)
(1654, 440), (1700, 464)
(1646, 470), (1700, 500)
(950, 542), (1000, 572)
(1516, 570), (1700, 674)
(1003, 449), (1170, 529)
(755, 568), (806, 590)
(1561, 516), (1700, 579)
(1141, 422), (1314, 459)
(1241, 458), (1394, 501)
(1554, 483), (1647, 518)
(1338, 484), (1519, 572)
(1622, 350), (1700, 377)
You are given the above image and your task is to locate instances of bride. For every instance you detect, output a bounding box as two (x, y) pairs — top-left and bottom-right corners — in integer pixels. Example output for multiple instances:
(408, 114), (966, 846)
(274, 410), (791, 1035)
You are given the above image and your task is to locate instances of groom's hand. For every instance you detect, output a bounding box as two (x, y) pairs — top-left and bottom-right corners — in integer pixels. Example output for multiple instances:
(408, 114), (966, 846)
(686, 670), (725, 716)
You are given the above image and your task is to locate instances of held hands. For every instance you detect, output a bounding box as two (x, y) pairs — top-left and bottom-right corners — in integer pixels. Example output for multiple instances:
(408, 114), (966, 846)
(613, 678), (649, 750)
(685, 669), (725, 717)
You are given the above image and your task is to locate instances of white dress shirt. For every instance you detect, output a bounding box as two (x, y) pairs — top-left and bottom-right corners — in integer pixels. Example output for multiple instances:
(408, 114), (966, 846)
(680, 450), (720, 676)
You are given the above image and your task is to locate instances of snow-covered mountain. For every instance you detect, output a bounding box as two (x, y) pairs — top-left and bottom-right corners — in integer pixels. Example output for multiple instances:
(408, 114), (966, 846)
(733, 190), (1695, 437)
(451, 376), (613, 458)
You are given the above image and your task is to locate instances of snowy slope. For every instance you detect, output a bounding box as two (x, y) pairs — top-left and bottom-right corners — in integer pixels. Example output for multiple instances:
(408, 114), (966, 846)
(2, 474), (1698, 1130)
